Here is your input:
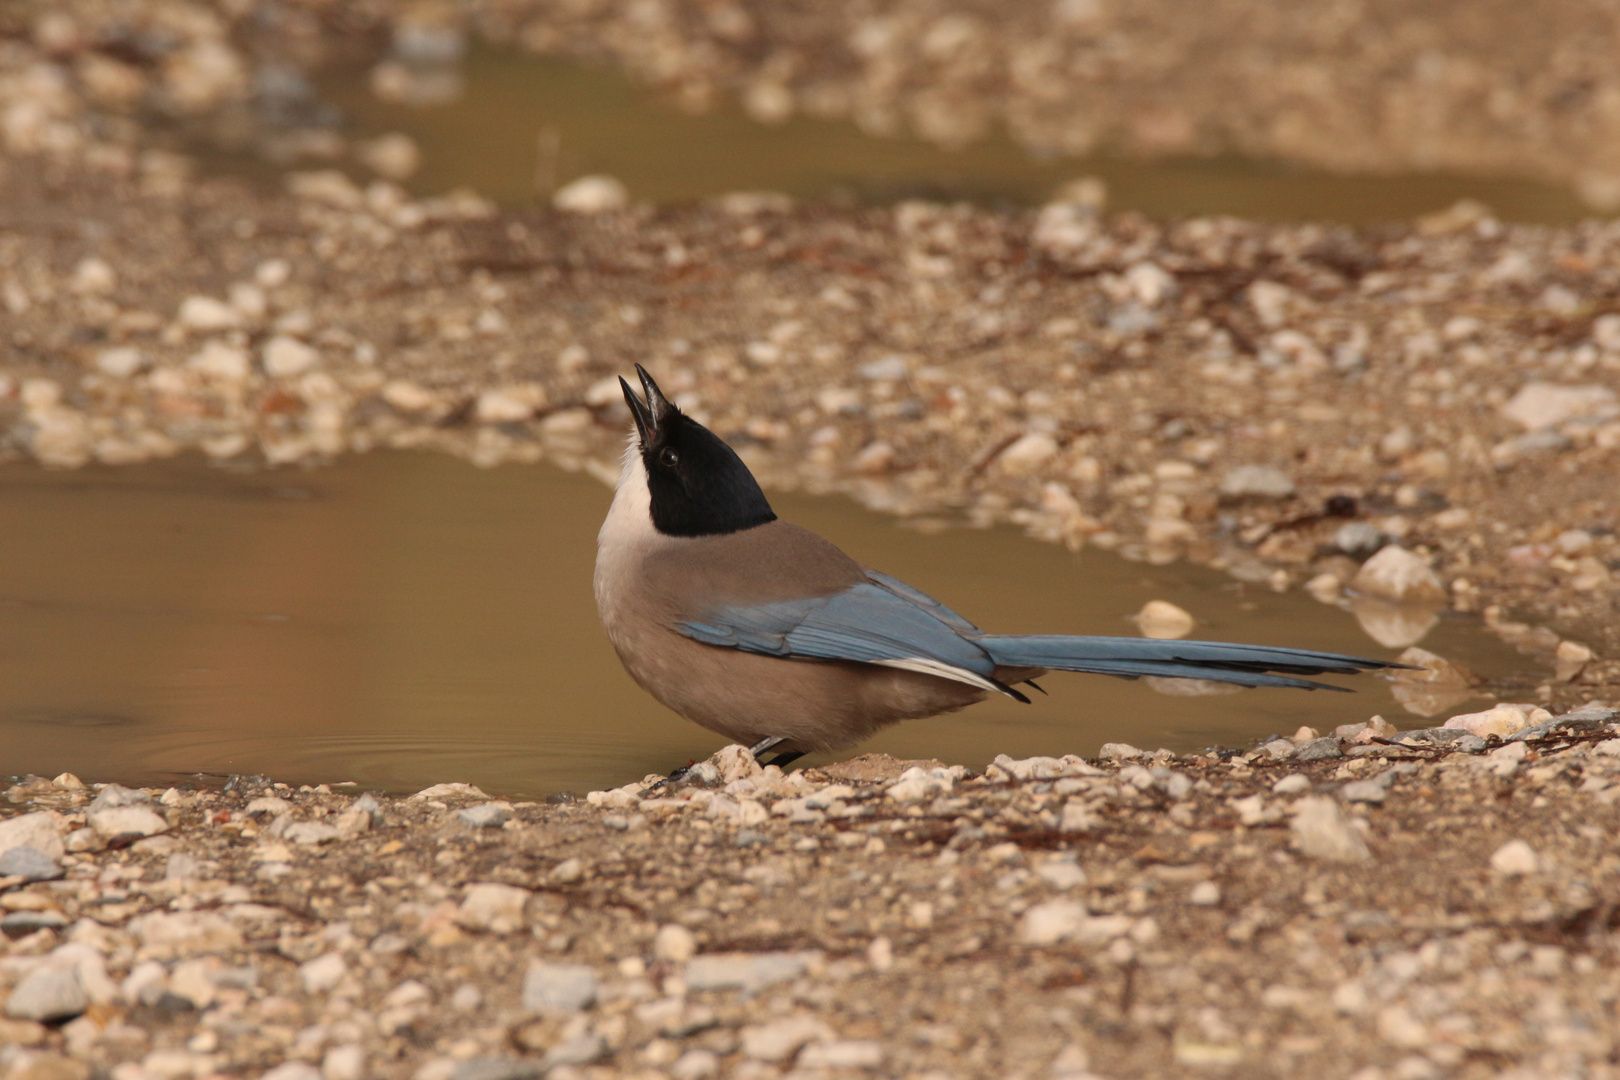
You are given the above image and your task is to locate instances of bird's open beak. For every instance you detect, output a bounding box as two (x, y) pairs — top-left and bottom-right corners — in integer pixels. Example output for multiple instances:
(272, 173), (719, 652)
(619, 363), (673, 449)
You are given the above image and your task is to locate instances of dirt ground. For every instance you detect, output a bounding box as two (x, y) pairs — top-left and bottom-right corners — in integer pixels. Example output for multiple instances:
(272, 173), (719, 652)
(2, 1), (1620, 1077)
(3, 723), (1620, 1080)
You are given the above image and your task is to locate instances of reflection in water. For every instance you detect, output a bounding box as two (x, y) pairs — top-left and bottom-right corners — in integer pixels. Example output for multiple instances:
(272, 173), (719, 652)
(1350, 596), (1443, 649)
(311, 47), (1593, 225)
(0, 453), (1533, 796)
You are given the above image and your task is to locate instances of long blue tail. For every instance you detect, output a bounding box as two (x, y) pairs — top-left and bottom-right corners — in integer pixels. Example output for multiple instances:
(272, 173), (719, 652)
(977, 635), (1399, 691)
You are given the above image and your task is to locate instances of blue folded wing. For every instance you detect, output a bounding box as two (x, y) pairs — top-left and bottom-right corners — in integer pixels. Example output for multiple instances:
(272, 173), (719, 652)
(678, 572), (1399, 696)
(678, 580), (1005, 693)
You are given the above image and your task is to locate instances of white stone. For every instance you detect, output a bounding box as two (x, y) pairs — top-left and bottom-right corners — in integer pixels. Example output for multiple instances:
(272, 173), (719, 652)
(1018, 900), (1131, 946)
(300, 952), (347, 994)
(654, 924), (697, 963)
(129, 911), (244, 959)
(740, 1016), (832, 1061)
(1490, 839), (1539, 876)
(323, 1044), (365, 1080)
(1289, 796), (1371, 863)
(1501, 382), (1616, 430)
(229, 282), (266, 320)
(1033, 202), (1097, 252)
(188, 341), (250, 382)
(456, 883), (529, 933)
(287, 170), (363, 207)
(1059, 800), (1096, 833)
(553, 175), (629, 213)
(1035, 858), (1087, 890)
(0, 811), (65, 861)
(382, 381), (439, 412)
(1220, 464), (1294, 499)
(1350, 546), (1446, 605)
(1377, 1007), (1429, 1049)
(1125, 261), (1176, 307)
(996, 432), (1060, 475)
(263, 336), (319, 378)
(1135, 599), (1194, 639)
(408, 783), (488, 800)
(1187, 881), (1221, 906)
(475, 385), (546, 423)
(1272, 774), (1311, 795)
(1443, 703), (1548, 738)
(283, 822), (342, 845)
(988, 754), (1098, 781)
(263, 1064), (323, 1080)
(359, 133), (421, 180)
(798, 1040), (884, 1069)
(522, 962), (597, 1011)
(1248, 280), (1293, 327)
(177, 295), (241, 332)
(96, 347), (147, 378)
(885, 768), (957, 802)
(256, 259), (292, 288)
(670, 1049), (719, 1080)
(87, 806), (169, 839)
(71, 256), (117, 295)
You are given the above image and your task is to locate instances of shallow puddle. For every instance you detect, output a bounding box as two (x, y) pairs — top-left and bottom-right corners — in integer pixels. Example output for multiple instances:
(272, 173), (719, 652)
(0, 453), (1534, 796)
(307, 46), (1591, 225)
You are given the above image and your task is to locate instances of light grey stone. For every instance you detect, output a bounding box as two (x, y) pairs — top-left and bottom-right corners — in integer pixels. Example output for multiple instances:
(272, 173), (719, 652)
(741, 1016), (832, 1061)
(1333, 521), (1386, 558)
(1339, 779), (1389, 804)
(1220, 464), (1295, 499)
(542, 1034), (607, 1069)
(449, 1058), (544, 1080)
(521, 962), (597, 1011)
(0, 812), (66, 862)
(1509, 705), (1619, 742)
(683, 952), (808, 994)
(1294, 737), (1343, 762)
(5, 965), (86, 1022)
(1290, 796), (1371, 863)
(87, 784), (151, 812)
(0, 845), (61, 881)
(282, 821), (342, 845)
(456, 803), (510, 828)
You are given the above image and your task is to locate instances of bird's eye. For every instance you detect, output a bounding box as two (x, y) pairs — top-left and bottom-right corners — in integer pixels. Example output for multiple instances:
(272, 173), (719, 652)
(658, 447), (679, 468)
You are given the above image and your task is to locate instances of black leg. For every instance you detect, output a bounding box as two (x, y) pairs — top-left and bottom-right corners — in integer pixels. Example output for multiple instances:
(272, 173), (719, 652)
(747, 736), (789, 759)
(762, 749), (805, 770)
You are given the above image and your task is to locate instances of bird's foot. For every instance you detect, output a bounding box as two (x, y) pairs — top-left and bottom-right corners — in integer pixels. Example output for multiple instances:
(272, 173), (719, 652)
(748, 736), (804, 771)
(645, 760), (698, 793)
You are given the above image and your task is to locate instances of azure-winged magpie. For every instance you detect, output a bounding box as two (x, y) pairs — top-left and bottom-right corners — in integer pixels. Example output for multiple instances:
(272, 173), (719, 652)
(596, 366), (1398, 770)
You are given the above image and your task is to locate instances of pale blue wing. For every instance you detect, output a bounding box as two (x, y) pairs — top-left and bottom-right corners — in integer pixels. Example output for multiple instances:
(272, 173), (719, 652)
(677, 580), (1002, 692)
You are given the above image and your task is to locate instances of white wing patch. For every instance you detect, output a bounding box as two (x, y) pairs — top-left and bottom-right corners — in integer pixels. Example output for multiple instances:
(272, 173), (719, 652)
(871, 657), (1005, 694)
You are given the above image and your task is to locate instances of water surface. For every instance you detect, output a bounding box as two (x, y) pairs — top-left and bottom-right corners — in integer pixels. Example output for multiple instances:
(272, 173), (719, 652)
(0, 453), (1531, 795)
(312, 47), (1591, 225)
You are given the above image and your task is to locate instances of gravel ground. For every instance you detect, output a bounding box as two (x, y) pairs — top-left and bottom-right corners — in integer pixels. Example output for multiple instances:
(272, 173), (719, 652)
(7, 0), (1620, 207)
(3, 716), (1620, 1080)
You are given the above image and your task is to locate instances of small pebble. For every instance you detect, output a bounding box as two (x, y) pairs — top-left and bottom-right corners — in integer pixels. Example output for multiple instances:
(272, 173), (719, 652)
(1490, 839), (1540, 876)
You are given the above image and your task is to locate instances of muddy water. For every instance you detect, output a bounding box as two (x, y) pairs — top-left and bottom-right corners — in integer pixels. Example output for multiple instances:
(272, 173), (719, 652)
(315, 47), (1591, 225)
(0, 453), (1532, 796)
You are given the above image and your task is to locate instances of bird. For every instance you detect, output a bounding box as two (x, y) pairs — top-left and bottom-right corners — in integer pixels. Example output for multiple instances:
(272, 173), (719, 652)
(596, 365), (1400, 772)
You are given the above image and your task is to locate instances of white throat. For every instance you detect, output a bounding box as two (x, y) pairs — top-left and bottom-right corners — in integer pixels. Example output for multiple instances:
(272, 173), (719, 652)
(597, 438), (657, 553)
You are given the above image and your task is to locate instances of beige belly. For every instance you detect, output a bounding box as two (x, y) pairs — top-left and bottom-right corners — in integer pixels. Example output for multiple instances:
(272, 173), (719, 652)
(599, 598), (986, 754)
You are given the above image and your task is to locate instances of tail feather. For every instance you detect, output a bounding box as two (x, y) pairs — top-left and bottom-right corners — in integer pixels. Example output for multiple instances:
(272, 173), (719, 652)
(977, 634), (1399, 692)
